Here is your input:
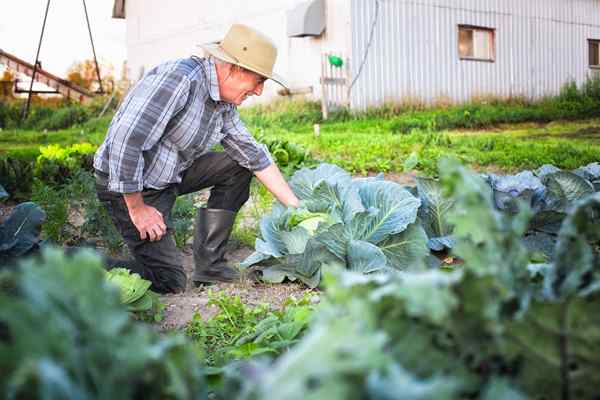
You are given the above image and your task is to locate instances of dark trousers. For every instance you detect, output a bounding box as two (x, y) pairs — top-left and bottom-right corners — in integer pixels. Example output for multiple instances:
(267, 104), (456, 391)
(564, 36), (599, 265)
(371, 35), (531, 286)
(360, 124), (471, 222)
(96, 152), (252, 294)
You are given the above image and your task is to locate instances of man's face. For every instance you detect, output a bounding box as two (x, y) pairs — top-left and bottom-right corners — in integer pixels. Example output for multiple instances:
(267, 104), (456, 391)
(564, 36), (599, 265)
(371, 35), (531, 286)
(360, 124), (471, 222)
(221, 66), (266, 106)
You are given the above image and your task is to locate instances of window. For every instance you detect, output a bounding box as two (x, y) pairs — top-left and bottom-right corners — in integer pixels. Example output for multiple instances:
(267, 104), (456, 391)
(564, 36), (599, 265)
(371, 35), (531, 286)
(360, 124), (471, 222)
(589, 40), (600, 68)
(458, 25), (495, 62)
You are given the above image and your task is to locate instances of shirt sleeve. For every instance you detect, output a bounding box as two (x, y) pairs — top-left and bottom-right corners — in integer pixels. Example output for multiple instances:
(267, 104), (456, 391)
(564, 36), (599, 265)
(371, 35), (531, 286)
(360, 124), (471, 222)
(220, 106), (273, 172)
(105, 70), (190, 193)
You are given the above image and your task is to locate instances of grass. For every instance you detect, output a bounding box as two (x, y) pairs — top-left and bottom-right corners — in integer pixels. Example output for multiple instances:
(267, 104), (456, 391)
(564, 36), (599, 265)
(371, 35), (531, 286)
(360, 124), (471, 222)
(2, 100), (599, 178)
(0, 115), (111, 153)
(251, 118), (600, 176)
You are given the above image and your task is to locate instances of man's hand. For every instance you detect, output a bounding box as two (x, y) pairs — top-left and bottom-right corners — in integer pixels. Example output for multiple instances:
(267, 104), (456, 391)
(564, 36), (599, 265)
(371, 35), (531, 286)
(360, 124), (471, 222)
(254, 163), (300, 208)
(123, 192), (167, 241)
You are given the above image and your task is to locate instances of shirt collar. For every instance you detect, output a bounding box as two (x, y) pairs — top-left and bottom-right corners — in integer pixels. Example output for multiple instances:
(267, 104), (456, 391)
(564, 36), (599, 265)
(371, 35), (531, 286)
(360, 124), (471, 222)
(206, 57), (221, 102)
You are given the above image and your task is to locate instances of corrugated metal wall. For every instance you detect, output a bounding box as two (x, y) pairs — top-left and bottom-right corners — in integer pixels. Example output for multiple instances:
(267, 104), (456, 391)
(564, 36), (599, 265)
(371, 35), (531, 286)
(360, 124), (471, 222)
(350, 0), (600, 110)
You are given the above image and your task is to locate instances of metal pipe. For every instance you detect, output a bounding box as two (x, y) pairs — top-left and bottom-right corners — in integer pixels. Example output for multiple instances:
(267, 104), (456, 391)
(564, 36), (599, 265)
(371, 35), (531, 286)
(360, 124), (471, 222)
(82, 0), (104, 94)
(22, 0), (51, 122)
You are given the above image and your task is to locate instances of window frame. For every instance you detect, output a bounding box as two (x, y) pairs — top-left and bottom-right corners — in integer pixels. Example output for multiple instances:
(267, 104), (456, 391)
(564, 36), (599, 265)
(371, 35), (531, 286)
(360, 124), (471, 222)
(458, 24), (496, 63)
(589, 39), (600, 69)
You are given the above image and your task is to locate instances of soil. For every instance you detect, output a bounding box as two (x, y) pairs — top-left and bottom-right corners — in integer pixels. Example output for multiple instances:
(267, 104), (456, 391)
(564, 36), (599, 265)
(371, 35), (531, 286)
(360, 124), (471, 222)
(157, 244), (314, 332)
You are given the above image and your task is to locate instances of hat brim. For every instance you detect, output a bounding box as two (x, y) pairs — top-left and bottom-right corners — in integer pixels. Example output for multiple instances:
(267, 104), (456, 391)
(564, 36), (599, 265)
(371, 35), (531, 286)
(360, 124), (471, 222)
(199, 43), (288, 89)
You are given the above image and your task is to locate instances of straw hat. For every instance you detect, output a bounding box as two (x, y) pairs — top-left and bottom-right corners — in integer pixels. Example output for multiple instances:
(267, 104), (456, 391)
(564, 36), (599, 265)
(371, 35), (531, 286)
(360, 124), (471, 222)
(200, 24), (287, 88)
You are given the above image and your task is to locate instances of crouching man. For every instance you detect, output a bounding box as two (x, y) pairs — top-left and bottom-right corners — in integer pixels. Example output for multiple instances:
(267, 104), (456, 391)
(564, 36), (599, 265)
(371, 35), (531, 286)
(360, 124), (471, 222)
(94, 24), (299, 293)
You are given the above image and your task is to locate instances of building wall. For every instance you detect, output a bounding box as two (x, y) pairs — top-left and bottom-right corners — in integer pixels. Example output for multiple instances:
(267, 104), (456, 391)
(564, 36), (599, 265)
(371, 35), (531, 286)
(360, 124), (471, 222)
(123, 0), (350, 105)
(350, 0), (600, 110)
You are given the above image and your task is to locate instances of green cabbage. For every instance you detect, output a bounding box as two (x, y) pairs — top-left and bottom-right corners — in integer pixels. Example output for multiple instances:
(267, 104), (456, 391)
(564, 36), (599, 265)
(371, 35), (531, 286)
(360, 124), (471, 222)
(105, 268), (152, 308)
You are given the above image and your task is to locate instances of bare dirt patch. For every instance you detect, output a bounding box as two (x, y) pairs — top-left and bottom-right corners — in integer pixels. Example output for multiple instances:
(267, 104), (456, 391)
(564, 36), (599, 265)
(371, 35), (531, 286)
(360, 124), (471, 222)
(158, 244), (313, 332)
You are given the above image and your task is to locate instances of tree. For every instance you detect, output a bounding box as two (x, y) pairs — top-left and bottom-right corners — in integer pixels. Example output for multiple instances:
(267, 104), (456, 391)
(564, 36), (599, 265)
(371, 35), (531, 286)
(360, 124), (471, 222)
(0, 68), (15, 98)
(66, 59), (115, 93)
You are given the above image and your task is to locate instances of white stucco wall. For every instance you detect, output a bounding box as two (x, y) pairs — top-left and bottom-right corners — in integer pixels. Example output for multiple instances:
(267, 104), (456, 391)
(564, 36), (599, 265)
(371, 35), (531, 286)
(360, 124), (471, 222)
(123, 0), (350, 105)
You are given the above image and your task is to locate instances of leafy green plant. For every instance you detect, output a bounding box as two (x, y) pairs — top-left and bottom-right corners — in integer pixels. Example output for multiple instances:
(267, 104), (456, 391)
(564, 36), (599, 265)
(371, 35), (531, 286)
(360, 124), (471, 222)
(172, 194), (196, 249)
(216, 158), (600, 400)
(105, 267), (164, 322)
(244, 161), (599, 285)
(0, 248), (207, 399)
(34, 143), (96, 187)
(30, 181), (68, 243)
(0, 153), (36, 201)
(185, 291), (313, 367)
(241, 163), (430, 287)
(68, 170), (124, 254)
(0, 184), (46, 268)
(259, 136), (315, 176)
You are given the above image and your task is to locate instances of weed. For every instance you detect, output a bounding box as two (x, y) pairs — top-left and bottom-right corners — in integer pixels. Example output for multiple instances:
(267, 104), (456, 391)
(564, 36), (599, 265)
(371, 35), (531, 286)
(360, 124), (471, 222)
(172, 194), (197, 249)
(185, 290), (314, 367)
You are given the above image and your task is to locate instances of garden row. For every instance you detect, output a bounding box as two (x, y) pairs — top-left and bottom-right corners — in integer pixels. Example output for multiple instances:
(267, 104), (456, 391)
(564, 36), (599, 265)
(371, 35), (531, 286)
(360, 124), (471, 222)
(242, 160), (600, 288)
(2, 158), (599, 399)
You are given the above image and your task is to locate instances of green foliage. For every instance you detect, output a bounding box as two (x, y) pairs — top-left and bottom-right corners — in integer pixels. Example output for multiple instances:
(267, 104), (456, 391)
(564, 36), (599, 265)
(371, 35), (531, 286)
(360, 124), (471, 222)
(43, 105), (90, 130)
(0, 152), (35, 200)
(29, 170), (123, 251)
(34, 143), (96, 186)
(388, 77), (600, 134)
(253, 118), (600, 176)
(0, 142), (97, 201)
(0, 248), (207, 399)
(172, 194), (197, 249)
(218, 158), (599, 400)
(185, 291), (313, 367)
(0, 194), (46, 266)
(71, 170), (124, 254)
(30, 181), (68, 243)
(242, 163), (430, 287)
(240, 99), (323, 130)
(259, 136), (315, 176)
(0, 100), (98, 131)
(105, 268), (164, 322)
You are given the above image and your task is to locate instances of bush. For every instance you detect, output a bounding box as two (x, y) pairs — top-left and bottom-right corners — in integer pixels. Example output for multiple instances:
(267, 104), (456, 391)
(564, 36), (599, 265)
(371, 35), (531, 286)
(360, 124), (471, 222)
(0, 151), (36, 201)
(0, 98), (106, 130)
(43, 105), (90, 130)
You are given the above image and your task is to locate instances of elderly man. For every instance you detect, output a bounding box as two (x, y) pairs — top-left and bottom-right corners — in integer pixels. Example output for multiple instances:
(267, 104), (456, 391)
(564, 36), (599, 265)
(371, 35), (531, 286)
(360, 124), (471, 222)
(94, 24), (299, 294)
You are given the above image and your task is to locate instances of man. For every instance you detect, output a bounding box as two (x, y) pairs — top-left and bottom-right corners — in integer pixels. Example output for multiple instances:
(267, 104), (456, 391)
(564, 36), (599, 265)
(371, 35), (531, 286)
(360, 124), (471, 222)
(94, 24), (300, 294)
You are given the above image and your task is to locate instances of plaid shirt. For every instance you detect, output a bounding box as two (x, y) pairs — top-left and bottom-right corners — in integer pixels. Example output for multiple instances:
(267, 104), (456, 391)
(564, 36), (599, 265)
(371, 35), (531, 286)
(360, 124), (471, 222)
(93, 56), (272, 193)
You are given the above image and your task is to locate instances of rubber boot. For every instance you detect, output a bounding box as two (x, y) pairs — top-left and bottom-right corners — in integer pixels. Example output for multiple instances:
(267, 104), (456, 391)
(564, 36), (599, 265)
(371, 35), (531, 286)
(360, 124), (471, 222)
(192, 208), (239, 286)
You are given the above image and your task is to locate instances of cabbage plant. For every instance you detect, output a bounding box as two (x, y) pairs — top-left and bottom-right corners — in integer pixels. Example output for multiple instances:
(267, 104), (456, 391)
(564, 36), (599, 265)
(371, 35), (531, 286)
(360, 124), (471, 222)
(105, 268), (162, 317)
(0, 184), (46, 267)
(241, 164), (429, 287)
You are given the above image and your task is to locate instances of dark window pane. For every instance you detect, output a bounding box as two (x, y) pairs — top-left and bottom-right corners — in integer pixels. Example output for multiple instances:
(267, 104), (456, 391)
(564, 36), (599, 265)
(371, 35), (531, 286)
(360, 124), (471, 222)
(590, 41), (599, 66)
(459, 28), (474, 58)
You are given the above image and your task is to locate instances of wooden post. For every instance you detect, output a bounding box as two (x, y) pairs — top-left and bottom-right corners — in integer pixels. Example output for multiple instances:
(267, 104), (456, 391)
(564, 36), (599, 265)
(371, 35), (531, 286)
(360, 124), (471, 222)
(320, 52), (329, 120)
(345, 56), (351, 108)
